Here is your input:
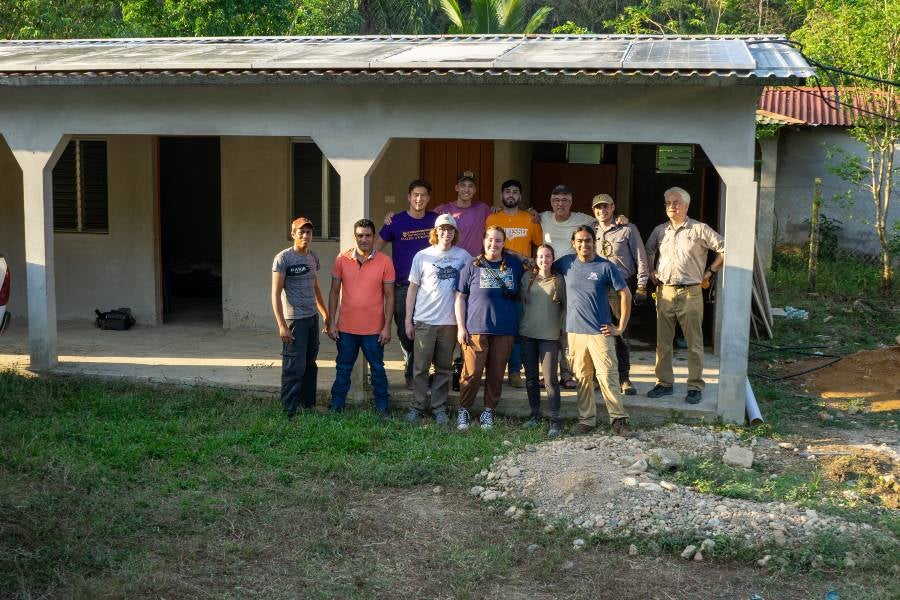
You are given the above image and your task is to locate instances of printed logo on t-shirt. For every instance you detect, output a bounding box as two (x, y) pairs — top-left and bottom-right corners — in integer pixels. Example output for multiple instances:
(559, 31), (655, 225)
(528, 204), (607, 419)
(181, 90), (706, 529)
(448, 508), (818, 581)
(587, 271), (599, 281)
(435, 265), (460, 281)
(504, 227), (528, 239)
(401, 228), (431, 241)
(286, 264), (311, 277)
(479, 268), (515, 289)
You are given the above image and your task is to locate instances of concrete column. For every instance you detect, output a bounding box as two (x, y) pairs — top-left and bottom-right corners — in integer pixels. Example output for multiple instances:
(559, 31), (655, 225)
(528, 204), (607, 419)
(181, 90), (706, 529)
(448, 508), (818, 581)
(715, 171), (759, 423)
(8, 133), (68, 371)
(317, 136), (388, 405)
(615, 143), (633, 212)
(757, 136), (780, 271)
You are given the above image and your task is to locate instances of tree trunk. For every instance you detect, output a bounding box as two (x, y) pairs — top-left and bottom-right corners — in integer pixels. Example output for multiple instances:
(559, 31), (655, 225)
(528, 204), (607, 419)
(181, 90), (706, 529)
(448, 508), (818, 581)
(807, 178), (822, 292)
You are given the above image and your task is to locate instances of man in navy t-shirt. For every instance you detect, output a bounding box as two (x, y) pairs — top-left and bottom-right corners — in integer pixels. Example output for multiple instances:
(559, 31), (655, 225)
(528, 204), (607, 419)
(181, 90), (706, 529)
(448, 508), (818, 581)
(554, 225), (632, 437)
(376, 179), (439, 388)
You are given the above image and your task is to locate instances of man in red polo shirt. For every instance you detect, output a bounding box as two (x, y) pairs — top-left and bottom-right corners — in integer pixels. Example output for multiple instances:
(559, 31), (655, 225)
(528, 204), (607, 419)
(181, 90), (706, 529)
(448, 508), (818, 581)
(327, 219), (396, 416)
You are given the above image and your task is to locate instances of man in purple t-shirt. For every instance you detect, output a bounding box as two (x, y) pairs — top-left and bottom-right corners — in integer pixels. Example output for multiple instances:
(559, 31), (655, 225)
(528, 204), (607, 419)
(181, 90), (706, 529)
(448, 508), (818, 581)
(375, 179), (439, 388)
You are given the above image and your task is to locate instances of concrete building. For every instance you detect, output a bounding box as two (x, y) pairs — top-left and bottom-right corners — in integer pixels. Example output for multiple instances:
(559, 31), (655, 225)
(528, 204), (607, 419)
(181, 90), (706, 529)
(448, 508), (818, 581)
(755, 87), (900, 269)
(0, 35), (813, 423)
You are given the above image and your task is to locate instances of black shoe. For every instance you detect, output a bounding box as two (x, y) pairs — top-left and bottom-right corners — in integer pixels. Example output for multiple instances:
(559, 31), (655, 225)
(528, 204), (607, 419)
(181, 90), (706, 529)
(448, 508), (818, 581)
(685, 390), (702, 404)
(646, 384), (673, 398)
(621, 379), (637, 396)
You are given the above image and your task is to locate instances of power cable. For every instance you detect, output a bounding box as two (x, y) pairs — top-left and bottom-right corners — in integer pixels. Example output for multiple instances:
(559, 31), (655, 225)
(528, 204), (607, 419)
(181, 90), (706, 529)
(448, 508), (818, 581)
(748, 341), (843, 381)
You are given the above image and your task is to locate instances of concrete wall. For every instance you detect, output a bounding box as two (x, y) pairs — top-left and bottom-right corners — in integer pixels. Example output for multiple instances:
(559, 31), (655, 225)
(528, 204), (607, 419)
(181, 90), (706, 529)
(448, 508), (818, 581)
(494, 141), (534, 208)
(369, 138), (421, 227)
(773, 128), (900, 254)
(220, 136), (416, 329)
(0, 137), (26, 314)
(0, 135), (157, 323)
(220, 136), (291, 329)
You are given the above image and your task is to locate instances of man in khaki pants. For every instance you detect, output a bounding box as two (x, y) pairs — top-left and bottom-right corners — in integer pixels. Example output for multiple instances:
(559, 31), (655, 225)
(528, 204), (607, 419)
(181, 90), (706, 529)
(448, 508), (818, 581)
(554, 225), (632, 437)
(645, 187), (724, 404)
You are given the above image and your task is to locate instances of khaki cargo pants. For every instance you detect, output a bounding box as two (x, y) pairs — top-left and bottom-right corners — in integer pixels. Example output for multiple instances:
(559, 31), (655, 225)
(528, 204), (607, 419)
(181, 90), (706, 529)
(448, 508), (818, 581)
(567, 332), (628, 426)
(655, 284), (705, 391)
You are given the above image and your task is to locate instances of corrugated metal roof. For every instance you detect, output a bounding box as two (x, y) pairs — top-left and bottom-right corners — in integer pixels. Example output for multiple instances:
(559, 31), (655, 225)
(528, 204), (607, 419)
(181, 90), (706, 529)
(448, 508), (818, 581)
(758, 87), (868, 126)
(755, 109), (805, 125)
(0, 35), (814, 85)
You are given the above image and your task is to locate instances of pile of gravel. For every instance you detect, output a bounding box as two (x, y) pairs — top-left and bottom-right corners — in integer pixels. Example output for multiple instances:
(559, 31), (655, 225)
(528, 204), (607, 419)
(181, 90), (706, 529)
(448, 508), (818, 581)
(471, 425), (872, 547)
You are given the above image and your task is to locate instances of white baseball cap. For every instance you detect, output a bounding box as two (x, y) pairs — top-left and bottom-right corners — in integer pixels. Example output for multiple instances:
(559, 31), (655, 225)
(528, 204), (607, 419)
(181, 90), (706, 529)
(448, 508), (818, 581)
(435, 214), (458, 228)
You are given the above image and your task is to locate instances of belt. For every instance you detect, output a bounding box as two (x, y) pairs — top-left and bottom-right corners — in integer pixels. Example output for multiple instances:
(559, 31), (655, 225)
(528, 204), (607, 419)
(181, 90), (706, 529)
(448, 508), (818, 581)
(663, 283), (700, 289)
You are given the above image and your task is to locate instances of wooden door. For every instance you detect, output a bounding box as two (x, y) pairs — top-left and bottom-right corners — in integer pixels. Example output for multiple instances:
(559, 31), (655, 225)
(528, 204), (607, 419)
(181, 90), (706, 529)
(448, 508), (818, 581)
(530, 162), (617, 215)
(420, 139), (494, 208)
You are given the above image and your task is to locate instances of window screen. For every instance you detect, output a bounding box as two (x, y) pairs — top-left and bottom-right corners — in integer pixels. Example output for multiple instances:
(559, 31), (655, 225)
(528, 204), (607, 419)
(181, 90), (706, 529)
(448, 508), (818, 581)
(656, 144), (695, 174)
(52, 139), (109, 233)
(292, 142), (341, 239)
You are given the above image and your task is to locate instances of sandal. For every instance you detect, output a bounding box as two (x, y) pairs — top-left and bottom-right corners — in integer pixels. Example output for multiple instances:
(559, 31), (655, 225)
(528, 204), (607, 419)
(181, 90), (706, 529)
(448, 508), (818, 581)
(562, 378), (577, 390)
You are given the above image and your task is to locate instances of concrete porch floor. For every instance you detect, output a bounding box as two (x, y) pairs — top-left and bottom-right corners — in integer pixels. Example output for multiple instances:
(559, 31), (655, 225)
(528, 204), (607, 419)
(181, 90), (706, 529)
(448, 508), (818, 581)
(0, 320), (719, 424)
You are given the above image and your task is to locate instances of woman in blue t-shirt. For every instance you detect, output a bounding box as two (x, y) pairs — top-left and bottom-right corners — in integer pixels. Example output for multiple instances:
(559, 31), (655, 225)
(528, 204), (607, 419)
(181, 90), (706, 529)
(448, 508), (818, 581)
(454, 225), (524, 431)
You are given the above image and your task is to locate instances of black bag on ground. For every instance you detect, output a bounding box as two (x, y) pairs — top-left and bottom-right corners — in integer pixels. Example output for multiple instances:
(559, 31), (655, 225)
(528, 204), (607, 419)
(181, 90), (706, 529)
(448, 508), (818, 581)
(94, 307), (136, 331)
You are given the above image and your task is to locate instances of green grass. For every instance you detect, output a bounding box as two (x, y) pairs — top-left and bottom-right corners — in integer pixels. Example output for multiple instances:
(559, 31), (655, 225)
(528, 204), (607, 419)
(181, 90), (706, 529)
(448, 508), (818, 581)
(749, 247), (900, 432)
(2, 367), (898, 598)
(0, 371), (545, 595)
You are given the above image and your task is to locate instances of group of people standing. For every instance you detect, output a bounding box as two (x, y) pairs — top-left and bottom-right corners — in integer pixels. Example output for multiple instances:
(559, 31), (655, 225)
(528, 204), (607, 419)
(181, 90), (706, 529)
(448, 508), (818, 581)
(272, 170), (724, 438)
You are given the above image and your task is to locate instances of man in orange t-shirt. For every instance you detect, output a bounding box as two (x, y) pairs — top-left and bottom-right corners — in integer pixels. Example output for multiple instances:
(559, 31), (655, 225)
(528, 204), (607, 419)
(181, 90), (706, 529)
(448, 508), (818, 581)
(485, 179), (543, 387)
(328, 219), (396, 416)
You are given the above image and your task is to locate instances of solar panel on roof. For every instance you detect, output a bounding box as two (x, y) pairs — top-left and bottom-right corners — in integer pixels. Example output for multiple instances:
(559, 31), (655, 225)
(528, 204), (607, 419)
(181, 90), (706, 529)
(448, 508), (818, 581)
(374, 41), (517, 65)
(0, 36), (814, 80)
(495, 39), (630, 69)
(623, 40), (755, 70)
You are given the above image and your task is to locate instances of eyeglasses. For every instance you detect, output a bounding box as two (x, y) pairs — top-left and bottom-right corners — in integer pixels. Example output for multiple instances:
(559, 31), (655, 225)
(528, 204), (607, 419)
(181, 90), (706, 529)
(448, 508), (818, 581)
(664, 201), (683, 208)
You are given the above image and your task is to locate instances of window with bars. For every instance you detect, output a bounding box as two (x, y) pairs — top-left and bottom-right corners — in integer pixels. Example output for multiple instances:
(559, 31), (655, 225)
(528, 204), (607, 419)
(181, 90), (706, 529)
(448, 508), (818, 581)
(292, 141), (340, 239)
(52, 139), (109, 233)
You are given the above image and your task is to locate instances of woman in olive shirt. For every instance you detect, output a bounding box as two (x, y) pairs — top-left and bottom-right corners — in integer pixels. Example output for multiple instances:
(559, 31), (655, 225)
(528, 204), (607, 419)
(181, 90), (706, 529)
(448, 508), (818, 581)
(519, 244), (566, 437)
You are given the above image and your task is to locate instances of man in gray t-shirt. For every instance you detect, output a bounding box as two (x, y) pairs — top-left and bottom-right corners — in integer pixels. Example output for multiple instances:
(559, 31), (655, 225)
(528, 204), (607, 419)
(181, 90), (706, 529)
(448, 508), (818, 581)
(272, 217), (328, 418)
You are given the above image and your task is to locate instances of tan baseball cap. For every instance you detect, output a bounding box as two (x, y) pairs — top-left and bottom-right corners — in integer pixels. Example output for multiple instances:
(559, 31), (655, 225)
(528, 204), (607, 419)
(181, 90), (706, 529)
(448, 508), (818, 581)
(592, 194), (614, 207)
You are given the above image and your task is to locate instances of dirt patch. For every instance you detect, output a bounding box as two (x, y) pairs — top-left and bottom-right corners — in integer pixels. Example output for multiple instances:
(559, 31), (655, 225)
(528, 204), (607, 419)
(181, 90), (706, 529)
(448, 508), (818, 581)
(21, 481), (840, 600)
(796, 346), (900, 412)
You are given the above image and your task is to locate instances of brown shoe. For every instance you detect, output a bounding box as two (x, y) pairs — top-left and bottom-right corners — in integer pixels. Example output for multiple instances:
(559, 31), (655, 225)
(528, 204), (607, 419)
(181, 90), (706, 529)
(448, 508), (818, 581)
(508, 372), (525, 388)
(611, 417), (631, 438)
(570, 423), (596, 436)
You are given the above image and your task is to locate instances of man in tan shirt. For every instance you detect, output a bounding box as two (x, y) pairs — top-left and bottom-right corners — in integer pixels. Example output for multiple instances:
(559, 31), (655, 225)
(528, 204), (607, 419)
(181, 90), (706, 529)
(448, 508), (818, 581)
(645, 187), (724, 404)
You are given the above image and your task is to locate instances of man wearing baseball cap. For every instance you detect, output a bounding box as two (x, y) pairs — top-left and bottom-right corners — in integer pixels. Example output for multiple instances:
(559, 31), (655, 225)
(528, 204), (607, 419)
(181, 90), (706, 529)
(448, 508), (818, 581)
(592, 193), (649, 396)
(404, 214), (472, 425)
(386, 170), (491, 257)
(271, 217), (329, 418)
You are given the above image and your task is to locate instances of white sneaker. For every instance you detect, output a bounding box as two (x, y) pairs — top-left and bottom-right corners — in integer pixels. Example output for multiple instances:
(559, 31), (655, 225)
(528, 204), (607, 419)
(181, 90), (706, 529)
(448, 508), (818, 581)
(479, 409), (494, 430)
(457, 408), (471, 431)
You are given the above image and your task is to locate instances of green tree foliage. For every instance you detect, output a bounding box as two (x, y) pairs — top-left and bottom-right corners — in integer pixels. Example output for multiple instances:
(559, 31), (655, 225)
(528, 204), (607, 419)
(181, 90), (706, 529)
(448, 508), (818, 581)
(120, 0), (297, 37)
(289, 0), (363, 35)
(440, 0), (553, 33)
(358, 0), (444, 34)
(794, 0), (899, 293)
(551, 20), (592, 33)
(603, 0), (807, 35)
(1, 0), (125, 39)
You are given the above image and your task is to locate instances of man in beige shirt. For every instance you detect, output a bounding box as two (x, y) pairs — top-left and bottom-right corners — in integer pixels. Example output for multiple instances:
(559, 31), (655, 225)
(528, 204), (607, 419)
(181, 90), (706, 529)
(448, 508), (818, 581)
(645, 187), (724, 404)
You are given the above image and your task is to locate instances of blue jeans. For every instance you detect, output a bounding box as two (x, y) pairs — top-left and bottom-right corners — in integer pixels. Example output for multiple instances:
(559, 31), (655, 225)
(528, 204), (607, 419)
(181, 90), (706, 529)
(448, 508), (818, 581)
(522, 336), (560, 421)
(330, 332), (390, 412)
(281, 316), (319, 415)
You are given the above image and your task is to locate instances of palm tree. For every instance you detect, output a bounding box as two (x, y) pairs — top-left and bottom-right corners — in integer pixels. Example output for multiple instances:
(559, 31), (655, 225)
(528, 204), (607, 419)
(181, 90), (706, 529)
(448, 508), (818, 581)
(440, 0), (553, 34)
